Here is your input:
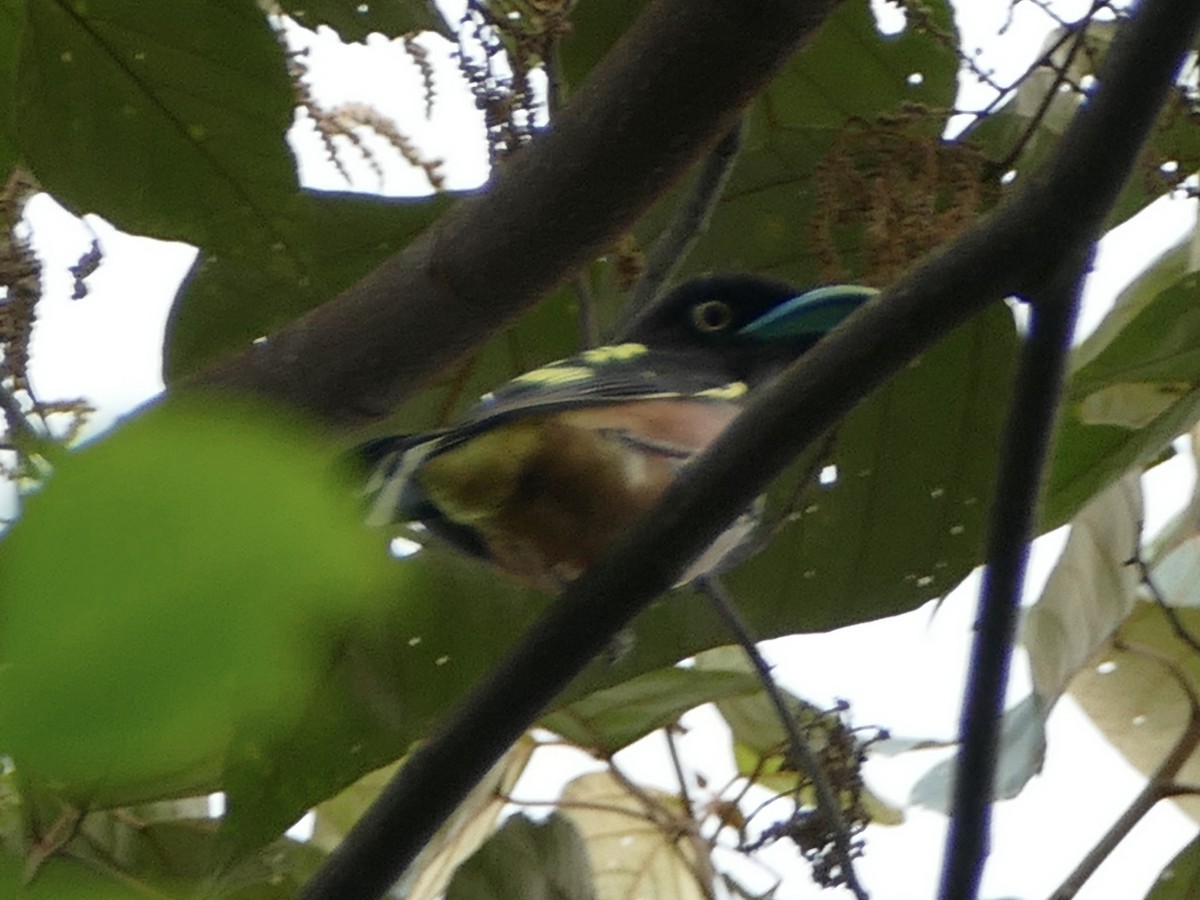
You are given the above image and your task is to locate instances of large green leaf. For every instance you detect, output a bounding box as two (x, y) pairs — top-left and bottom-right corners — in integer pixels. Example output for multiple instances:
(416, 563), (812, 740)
(1046, 271), (1200, 527)
(163, 189), (454, 382)
(276, 0), (449, 42)
(14, 0), (299, 256)
(0, 396), (394, 808)
(723, 302), (1016, 631)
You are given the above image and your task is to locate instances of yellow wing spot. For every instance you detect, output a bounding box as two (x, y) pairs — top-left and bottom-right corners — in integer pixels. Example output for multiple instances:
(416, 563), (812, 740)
(512, 365), (595, 387)
(579, 343), (648, 365)
(696, 382), (748, 400)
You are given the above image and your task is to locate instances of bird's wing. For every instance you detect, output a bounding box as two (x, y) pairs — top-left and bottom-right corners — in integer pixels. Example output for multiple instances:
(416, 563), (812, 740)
(361, 344), (745, 527)
(453, 343), (744, 435)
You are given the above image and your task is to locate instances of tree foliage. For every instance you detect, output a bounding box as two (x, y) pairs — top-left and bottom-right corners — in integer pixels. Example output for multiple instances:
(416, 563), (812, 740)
(1, 0), (1200, 897)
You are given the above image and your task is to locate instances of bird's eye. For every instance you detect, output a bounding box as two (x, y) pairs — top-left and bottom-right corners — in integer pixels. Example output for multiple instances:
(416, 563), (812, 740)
(691, 299), (735, 333)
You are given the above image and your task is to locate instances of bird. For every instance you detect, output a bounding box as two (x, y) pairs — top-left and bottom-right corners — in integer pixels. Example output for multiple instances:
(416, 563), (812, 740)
(359, 274), (877, 591)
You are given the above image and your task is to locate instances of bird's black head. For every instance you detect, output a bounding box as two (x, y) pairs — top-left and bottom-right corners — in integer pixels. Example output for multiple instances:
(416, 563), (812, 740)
(617, 274), (877, 383)
(618, 275), (802, 348)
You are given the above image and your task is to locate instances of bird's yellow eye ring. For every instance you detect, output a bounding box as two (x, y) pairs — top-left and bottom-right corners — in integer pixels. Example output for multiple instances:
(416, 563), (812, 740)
(691, 299), (735, 333)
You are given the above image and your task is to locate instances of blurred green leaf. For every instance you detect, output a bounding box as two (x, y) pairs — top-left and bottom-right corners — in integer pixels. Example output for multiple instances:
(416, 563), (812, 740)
(1, 856), (149, 899)
(1046, 271), (1200, 527)
(1145, 834), (1200, 899)
(0, 396), (393, 808)
(446, 814), (595, 900)
(0, 0), (22, 178)
(540, 666), (759, 755)
(218, 547), (552, 850)
(163, 189), (455, 382)
(14, 0), (299, 255)
(277, 0), (449, 42)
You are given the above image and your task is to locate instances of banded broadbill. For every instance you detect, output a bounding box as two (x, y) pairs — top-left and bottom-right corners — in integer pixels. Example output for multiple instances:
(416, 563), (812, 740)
(361, 275), (876, 589)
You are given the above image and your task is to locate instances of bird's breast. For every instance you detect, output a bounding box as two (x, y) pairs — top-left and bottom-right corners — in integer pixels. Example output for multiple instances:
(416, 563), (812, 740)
(417, 399), (742, 588)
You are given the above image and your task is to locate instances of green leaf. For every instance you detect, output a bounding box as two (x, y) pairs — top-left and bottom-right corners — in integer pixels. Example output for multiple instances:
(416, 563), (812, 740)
(557, 0), (646, 91)
(1046, 271), (1200, 528)
(723, 303), (1016, 632)
(967, 22), (1200, 229)
(1, 856), (148, 899)
(1024, 475), (1143, 702)
(540, 666), (760, 755)
(14, 0), (299, 255)
(1070, 602), (1200, 823)
(1145, 834), (1200, 899)
(760, 0), (958, 130)
(278, 0), (450, 41)
(163, 189), (454, 382)
(0, 396), (393, 809)
(217, 548), (553, 850)
(446, 814), (596, 900)
(560, 772), (707, 900)
(0, 0), (23, 178)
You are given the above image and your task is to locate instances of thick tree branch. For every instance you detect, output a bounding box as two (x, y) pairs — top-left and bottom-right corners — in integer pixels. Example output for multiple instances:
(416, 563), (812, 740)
(938, 247), (1091, 900)
(298, 2), (1200, 897)
(184, 0), (840, 430)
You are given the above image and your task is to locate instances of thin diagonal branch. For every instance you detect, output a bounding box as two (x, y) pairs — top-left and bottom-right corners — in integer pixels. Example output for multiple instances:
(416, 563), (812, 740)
(937, 245), (1092, 900)
(699, 577), (866, 900)
(623, 120), (745, 326)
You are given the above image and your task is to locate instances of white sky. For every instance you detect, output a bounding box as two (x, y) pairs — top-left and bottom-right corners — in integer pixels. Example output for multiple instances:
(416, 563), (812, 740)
(12, 2), (1200, 898)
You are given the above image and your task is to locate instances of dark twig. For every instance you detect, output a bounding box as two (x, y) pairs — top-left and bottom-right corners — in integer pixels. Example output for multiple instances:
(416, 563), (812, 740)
(573, 275), (599, 348)
(1133, 548), (1200, 655)
(992, 3), (1101, 174)
(698, 577), (867, 900)
(1048, 638), (1200, 900)
(299, 1), (1200, 897)
(664, 726), (694, 821)
(988, 0), (1108, 174)
(622, 120), (745, 326)
(938, 246), (1091, 900)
